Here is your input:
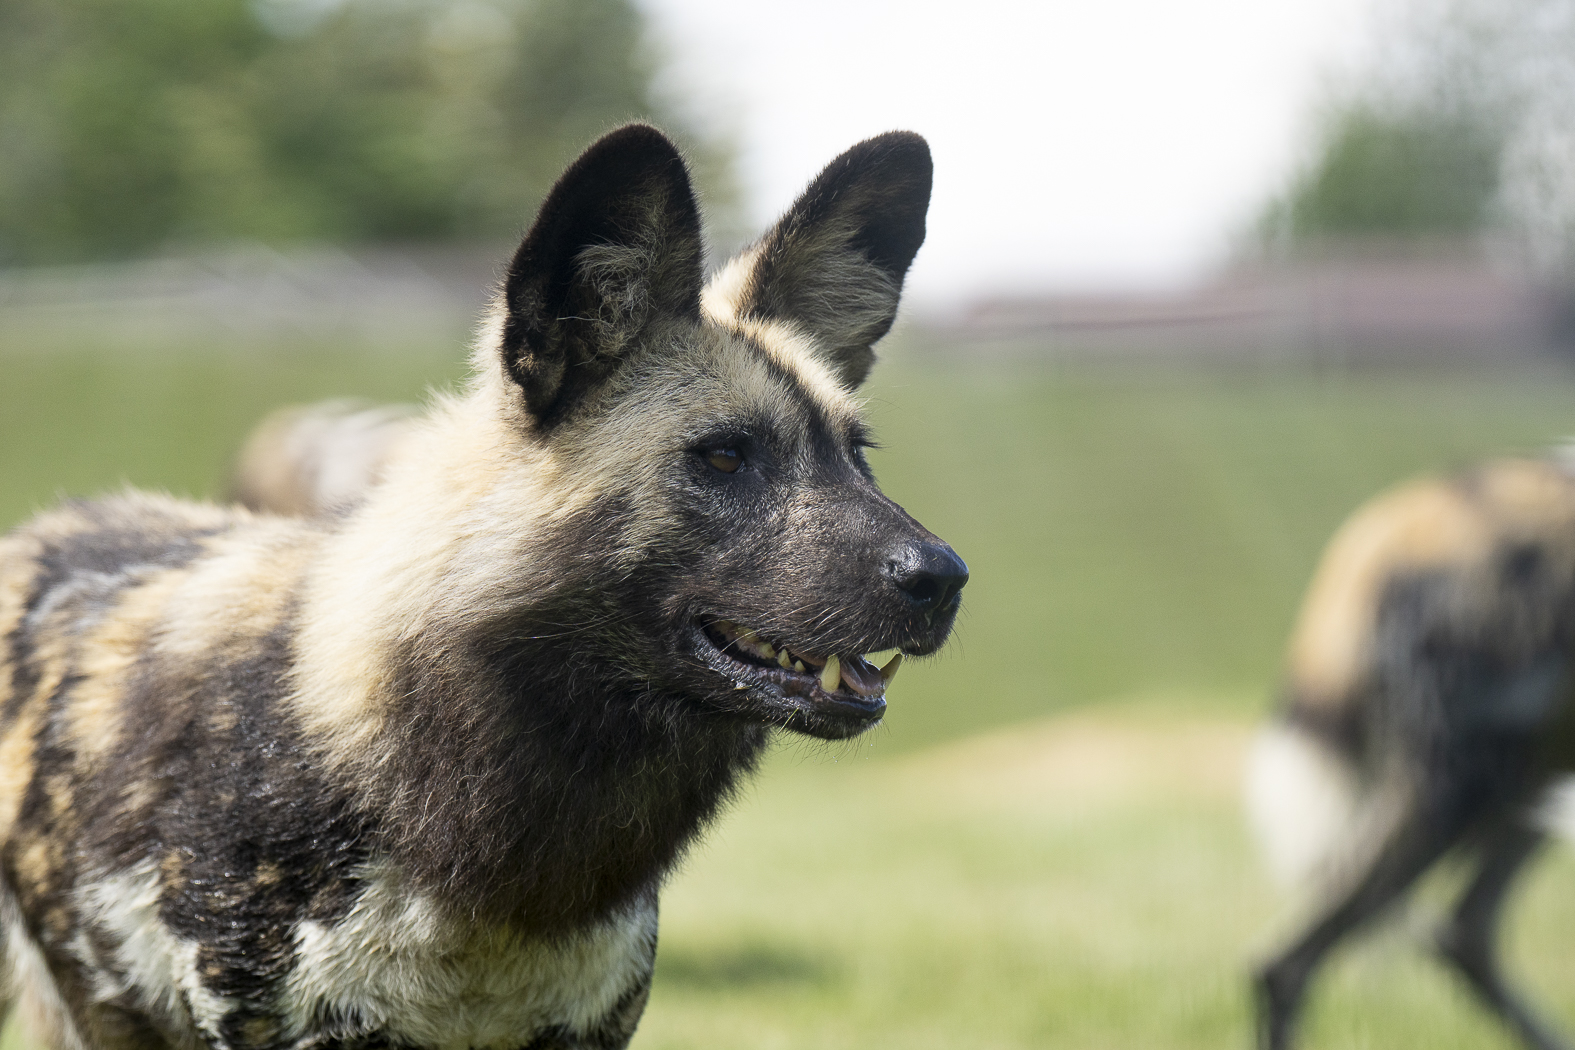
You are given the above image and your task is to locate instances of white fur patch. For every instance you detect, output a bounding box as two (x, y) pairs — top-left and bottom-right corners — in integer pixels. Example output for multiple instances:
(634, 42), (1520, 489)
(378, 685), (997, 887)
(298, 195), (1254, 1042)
(728, 316), (860, 418)
(1533, 776), (1575, 842)
(700, 248), (760, 324)
(74, 862), (234, 1046)
(1245, 723), (1360, 888)
(282, 863), (655, 1049)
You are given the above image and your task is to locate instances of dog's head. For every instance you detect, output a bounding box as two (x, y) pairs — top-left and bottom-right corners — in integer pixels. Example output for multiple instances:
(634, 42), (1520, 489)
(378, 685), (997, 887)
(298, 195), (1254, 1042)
(492, 125), (965, 740)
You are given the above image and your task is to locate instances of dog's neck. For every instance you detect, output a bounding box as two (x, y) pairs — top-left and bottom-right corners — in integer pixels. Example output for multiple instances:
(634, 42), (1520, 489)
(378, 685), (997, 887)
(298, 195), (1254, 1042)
(376, 616), (768, 933)
(289, 375), (769, 933)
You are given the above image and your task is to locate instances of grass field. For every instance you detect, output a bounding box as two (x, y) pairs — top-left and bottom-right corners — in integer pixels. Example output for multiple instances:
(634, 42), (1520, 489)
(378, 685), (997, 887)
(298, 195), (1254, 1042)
(7, 330), (1575, 1047)
(639, 698), (1575, 1050)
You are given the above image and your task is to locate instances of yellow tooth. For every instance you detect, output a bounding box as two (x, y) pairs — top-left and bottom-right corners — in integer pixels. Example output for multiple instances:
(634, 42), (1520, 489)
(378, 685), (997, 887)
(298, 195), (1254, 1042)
(738, 627), (759, 643)
(880, 652), (903, 683)
(778, 649), (793, 669)
(760, 641), (776, 658)
(820, 655), (841, 693)
(794, 660), (806, 673)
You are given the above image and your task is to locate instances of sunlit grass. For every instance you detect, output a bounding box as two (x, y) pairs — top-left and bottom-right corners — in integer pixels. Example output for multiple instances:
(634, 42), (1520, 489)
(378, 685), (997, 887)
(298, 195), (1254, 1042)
(638, 699), (1575, 1050)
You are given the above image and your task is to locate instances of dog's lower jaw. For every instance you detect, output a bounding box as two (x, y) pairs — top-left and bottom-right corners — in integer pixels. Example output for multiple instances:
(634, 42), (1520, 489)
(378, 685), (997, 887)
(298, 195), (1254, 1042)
(684, 622), (888, 740)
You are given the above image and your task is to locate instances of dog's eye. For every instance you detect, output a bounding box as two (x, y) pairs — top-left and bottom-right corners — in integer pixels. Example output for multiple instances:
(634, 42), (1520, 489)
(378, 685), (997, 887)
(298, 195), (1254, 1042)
(706, 447), (744, 474)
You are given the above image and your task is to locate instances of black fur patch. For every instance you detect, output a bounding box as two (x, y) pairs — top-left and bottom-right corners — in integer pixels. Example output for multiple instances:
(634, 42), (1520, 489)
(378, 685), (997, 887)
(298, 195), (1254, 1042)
(365, 497), (768, 933)
(98, 608), (366, 1050)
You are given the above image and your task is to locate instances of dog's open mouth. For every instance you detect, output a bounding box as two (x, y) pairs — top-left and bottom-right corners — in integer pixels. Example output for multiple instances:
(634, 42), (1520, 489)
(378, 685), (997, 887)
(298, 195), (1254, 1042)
(697, 617), (900, 714)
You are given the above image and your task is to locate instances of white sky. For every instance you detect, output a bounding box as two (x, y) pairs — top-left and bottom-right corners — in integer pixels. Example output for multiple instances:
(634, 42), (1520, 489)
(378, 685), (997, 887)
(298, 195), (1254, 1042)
(639, 0), (1376, 309)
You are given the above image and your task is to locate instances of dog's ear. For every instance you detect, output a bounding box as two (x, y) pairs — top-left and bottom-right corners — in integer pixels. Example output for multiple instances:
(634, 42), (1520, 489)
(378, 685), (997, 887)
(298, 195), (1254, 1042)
(712, 131), (931, 389)
(500, 124), (703, 425)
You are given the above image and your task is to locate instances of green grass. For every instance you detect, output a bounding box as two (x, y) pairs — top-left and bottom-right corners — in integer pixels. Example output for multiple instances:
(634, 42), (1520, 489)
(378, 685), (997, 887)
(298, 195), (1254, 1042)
(0, 337), (470, 531)
(859, 356), (1575, 745)
(633, 698), (1575, 1050)
(8, 334), (1575, 1048)
(637, 699), (1575, 1050)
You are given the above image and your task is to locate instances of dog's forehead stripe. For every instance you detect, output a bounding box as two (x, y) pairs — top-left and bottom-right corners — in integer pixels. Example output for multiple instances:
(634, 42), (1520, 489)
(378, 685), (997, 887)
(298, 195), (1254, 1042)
(713, 339), (854, 466)
(724, 318), (862, 430)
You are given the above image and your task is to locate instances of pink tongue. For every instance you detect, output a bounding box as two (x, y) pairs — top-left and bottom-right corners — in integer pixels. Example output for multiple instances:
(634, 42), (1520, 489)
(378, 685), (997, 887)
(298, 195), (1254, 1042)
(838, 656), (884, 697)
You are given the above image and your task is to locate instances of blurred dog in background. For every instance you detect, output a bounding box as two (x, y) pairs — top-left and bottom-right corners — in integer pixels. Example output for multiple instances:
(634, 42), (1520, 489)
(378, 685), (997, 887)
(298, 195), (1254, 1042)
(229, 400), (416, 518)
(1249, 455), (1575, 1050)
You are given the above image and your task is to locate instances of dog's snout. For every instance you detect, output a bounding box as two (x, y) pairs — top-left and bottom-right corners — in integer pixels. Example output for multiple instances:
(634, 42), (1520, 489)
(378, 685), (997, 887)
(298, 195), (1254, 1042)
(886, 542), (969, 614)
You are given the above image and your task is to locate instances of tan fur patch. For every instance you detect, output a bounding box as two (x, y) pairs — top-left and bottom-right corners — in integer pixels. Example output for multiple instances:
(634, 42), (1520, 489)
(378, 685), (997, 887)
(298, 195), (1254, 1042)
(0, 534), (44, 701)
(12, 835), (58, 900)
(1289, 460), (1575, 707)
(118, 780), (160, 823)
(63, 568), (190, 769)
(725, 316), (861, 423)
(0, 697), (44, 843)
(0, 590), (80, 840)
(700, 247), (761, 325)
(1290, 478), (1489, 706)
(159, 521), (318, 659)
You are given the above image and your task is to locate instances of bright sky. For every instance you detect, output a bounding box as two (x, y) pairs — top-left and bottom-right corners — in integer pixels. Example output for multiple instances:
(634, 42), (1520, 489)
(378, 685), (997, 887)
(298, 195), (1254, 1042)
(639, 0), (1376, 309)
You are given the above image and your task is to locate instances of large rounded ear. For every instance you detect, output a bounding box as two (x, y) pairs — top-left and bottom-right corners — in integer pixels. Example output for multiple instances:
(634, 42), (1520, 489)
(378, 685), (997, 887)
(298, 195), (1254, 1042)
(711, 131), (931, 389)
(501, 124), (704, 426)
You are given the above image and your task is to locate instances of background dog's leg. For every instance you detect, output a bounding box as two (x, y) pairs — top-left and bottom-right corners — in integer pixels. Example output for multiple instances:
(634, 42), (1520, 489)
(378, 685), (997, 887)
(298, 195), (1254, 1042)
(1255, 801), (1459, 1050)
(1436, 819), (1570, 1050)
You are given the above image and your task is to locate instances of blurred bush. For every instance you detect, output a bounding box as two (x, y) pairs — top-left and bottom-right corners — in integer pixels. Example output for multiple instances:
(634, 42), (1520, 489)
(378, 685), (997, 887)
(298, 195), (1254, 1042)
(0, 0), (739, 265)
(1259, 103), (1502, 241)
(1256, 0), (1575, 273)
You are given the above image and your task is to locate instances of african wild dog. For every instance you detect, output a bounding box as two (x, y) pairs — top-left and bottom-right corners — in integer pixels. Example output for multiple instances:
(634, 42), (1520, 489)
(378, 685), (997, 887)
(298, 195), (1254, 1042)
(0, 124), (967, 1050)
(1248, 456), (1575, 1050)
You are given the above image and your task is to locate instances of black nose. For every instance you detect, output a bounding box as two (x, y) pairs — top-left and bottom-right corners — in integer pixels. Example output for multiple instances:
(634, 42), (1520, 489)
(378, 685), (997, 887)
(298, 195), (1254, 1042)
(887, 542), (969, 615)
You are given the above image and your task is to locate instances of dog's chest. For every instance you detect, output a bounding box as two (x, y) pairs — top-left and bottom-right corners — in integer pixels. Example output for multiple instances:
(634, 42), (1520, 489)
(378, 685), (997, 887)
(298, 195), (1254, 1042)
(282, 871), (658, 1049)
(73, 861), (658, 1050)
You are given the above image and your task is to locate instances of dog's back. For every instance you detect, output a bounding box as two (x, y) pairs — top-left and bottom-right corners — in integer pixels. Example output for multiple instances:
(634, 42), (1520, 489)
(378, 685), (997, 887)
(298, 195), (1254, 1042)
(0, 494), (339, 1050)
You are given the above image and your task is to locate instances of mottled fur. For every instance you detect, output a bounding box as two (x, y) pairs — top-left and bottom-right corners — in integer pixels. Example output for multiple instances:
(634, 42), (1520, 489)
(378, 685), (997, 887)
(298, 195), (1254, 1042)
(0, 126), (964, 1050)
(1251, 457), (1575, 1050)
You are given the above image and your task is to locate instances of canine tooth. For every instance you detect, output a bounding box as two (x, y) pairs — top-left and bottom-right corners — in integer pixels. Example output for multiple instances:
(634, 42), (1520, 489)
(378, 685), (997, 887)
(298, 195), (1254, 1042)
(778, 649), (793, 669)
(880, 652), (903, 683)
(793, 660), (806, 673)
(820, 655), (841, 693)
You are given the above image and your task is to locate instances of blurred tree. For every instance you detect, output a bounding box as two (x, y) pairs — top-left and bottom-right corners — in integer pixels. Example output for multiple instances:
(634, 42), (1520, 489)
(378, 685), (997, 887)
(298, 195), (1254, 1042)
(0, 0), (739, 264)
(1254, 0), (1575, 269)
(1258, 103), (1503, 244)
